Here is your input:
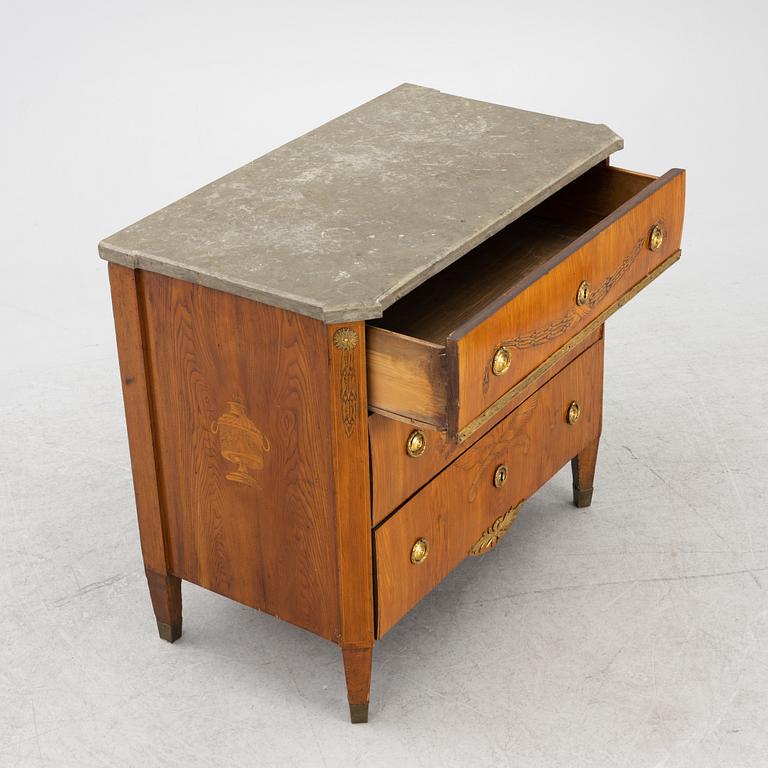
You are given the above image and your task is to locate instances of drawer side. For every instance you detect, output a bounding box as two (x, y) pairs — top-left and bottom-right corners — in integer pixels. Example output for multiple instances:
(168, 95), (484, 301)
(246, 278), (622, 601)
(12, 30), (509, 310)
(366, 326), (447, 427)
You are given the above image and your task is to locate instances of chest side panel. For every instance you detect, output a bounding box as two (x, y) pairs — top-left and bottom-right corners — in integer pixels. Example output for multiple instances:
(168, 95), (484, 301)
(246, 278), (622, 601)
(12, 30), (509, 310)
(139, 271), (340, 641)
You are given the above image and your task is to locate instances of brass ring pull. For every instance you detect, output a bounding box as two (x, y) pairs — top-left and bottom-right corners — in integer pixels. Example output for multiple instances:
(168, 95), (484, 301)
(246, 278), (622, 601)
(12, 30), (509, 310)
(576, 280), (591, 306)
(492, 346), (511, 376)
(566, 400), (581, 425)
(406, 430), (427, 458)
(410, 538), (429, 564)
(493, 464), (508, 488)
(648, 223), (664, 251)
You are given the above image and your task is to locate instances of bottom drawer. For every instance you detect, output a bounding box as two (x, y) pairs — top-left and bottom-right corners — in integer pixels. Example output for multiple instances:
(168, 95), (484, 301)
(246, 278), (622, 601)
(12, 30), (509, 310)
(374, 339), (604, 636)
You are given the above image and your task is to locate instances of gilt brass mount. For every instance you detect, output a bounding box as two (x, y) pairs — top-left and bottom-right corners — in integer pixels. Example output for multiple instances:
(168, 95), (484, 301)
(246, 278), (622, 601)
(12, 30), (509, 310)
(457, 252), (681, 445)
(332, 327), (358, 350)
(406, 430), (427, 458)
(468, 502), (523, 556)
(492, 346), (511, 376)
(493, 464), (508, 488)
(410, 538), (429, 564)
(648, 223), (664, 252)
(576, 280), (591, 306)
(566, 400), (581, 425)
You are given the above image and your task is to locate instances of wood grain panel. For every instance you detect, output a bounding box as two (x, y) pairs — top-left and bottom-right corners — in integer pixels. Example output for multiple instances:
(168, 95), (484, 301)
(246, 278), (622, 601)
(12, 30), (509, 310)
(108, 264), (169, 574)
(449, 169), (685, 435)
(369, 328), (604, 524)
(375, 340), (604, 636)
(140, 272), (340, 641)
(326, 323), (374, 649)
(366, 326), (447, 427)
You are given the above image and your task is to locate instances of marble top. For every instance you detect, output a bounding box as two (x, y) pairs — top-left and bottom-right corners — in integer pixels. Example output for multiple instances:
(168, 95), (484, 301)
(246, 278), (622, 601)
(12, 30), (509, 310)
(99, 84), (622, 322)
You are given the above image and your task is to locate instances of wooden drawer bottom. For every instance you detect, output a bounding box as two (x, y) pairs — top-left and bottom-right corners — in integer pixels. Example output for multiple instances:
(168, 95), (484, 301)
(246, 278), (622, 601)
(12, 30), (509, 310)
(374, 339), (604, 637)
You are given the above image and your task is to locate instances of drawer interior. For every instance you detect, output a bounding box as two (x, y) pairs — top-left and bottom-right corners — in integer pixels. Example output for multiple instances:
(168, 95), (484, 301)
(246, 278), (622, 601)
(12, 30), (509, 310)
(369, 164), (653, 344)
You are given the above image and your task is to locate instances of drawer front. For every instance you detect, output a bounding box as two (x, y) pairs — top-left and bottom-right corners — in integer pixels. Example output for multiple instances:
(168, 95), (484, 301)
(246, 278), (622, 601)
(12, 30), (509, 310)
(369, 328), (603, 524)
(374, 340), (604, 636)
(449, 169), (684, 438)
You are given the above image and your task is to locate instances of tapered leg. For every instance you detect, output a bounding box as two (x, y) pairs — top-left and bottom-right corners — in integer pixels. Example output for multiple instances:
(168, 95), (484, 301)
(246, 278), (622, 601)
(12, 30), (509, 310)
(571, 437), (600, 508)
(342, 646), (373, 723)
(146, 568), (182, 642)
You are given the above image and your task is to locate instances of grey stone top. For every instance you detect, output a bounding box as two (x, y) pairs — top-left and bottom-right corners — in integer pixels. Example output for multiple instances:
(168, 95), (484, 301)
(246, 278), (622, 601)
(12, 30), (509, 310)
(99, 84), (622, 322)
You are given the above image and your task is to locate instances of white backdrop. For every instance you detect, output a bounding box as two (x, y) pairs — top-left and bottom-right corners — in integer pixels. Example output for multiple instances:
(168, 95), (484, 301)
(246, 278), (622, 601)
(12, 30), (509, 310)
(2, 0), (764, 372)
(2, 2), (767, 766)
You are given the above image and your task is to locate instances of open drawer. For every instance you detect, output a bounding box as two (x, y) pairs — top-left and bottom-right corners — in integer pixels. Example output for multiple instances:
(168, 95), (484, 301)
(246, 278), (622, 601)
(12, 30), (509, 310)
(366, 164), (685, 441)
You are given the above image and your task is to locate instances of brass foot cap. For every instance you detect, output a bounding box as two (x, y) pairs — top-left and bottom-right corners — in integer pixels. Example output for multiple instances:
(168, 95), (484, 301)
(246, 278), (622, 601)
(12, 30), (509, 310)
(349, 702), (369, 724)
(157, 620), (182, 643)
(573, 487), (594, 508)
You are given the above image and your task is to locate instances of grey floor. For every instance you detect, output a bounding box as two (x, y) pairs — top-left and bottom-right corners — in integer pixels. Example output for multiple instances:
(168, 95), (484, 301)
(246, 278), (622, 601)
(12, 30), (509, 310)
(2, 2), (768, 766)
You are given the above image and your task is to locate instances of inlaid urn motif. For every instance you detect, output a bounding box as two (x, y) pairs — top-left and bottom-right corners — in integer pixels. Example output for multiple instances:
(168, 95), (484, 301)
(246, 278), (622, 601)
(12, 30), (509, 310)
(211, 401), (271, 487)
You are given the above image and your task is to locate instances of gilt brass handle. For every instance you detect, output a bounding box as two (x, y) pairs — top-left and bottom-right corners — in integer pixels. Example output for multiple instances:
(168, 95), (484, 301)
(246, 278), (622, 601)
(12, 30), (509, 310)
(406, 430), (427, 458)
(493, 464), (508, 488)
(648, 223), (664, 251)
(566, 400), (581, 425)
(410, 538), (429, 564)
(492, 346), (511, 376)
(576, 280), (591, 306)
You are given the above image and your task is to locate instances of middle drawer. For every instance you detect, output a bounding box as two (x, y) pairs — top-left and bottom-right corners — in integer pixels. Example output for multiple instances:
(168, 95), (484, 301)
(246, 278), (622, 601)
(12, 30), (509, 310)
(374, 339), (603, 637)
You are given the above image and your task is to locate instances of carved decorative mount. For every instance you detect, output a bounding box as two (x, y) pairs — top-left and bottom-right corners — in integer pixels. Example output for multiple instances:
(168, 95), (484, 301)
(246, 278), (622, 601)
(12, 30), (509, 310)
(333, 327), (359, 350)
(468, 502), (523, 556)
(333, 328), (359, 436)
(493, 237), (644, 354)
(585, 237), (643, 307)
